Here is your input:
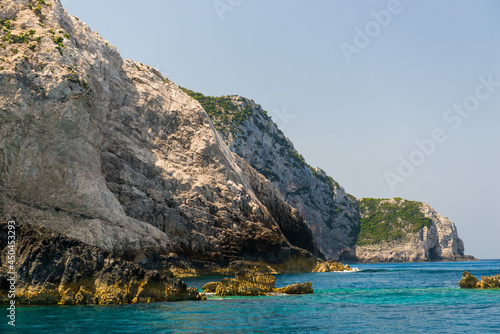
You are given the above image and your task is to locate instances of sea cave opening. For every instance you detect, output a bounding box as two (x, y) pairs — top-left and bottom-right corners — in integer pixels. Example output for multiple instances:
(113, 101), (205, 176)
(429, 244), (440, 261)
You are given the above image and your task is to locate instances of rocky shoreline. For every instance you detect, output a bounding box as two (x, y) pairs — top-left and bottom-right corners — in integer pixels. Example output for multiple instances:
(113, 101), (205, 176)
(0, 222), (351, 305)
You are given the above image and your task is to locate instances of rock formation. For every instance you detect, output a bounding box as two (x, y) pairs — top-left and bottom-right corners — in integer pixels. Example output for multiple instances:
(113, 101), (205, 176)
(181, 90), (360, 261)
(353, 198), (468, 262)
(459, 271), (500, 289)
(201, 271), (313, 296)
(0, 222), (204, 304)
(313, 260), (352, 272)
(0, 0), (321, 278)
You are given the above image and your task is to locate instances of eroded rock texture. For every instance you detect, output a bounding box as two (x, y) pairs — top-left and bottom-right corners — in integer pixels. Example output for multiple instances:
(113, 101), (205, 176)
(182, 91), (359, 260)
(0, 222), (204, 304)
(459, 271), (500, 289)
(201, 271), (313, 296)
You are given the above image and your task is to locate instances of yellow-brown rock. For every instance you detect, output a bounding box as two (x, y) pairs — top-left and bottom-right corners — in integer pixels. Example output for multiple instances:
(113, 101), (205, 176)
(459, 271), (500, 289)
(313, 260), (352, 272)
(0, 223), (205, 305)
(215, 278), (266, 297)
(274, 282), (313, 294)
(202, 281), (222, 293)
(202, 271), (313, 296)
(235, 271), (277, 290)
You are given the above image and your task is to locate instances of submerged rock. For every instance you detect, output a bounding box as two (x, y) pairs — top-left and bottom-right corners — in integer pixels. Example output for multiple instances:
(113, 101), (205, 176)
(459, 271), (500, 289)
(202, 271), (313, 296)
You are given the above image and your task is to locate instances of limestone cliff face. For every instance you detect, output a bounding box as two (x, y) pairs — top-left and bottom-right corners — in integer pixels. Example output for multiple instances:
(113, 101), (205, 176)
(0, 0), (319, 273)
(182, 91), (359, 260)
(353, 198), (467, 262)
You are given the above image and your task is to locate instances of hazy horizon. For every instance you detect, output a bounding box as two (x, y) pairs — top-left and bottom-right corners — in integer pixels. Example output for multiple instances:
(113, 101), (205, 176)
(63, 0), (500, 259)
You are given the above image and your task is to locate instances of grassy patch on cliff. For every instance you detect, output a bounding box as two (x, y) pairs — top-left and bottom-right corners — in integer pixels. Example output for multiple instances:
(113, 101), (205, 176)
(355, 198), (432, 246)
(180, 88), (253, 136)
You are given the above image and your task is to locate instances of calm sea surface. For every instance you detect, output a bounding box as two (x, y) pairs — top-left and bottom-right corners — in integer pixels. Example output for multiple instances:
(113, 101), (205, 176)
(6, 260), (500, 333)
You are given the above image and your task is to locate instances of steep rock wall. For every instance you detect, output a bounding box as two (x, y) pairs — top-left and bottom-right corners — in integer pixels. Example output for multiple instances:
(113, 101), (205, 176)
(0, 0), (319, 272)
(181, 91), (359, 260)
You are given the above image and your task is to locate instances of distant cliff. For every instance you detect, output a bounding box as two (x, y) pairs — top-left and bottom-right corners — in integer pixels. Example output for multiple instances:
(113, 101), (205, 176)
(353, 198), (469, 262)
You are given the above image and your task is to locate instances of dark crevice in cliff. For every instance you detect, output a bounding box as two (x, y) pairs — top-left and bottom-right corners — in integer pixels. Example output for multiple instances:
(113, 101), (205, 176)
(429, 244), (440, 261)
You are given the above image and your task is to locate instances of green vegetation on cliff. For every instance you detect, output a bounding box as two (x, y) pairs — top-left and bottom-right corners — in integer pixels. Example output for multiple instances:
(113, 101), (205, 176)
(180, 88), (253, 135)
(355, 198), (432, 246)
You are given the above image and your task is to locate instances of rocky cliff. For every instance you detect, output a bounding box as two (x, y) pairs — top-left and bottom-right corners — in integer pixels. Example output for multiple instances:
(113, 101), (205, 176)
(183, 92), (471, 263)
(353, 198), (467, 262)
(0, 0), (321, 277)
(181, 90), (360, 260)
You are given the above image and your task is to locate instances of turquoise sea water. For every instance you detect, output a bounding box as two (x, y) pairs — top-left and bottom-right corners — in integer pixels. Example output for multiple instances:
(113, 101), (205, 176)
(5, 260), (500, 333)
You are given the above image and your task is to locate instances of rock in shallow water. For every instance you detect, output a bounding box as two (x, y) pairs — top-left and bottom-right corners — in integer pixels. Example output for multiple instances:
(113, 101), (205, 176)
(274, 282), (313, 294)
(459, 271), (500, 289)
(313, 260), (352, 272)
(202, 271), (313, 296)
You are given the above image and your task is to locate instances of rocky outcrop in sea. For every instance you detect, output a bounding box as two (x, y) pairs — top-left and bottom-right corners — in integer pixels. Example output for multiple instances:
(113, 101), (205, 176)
(201, 271), (313, 296)
(459, 271), (500, 289)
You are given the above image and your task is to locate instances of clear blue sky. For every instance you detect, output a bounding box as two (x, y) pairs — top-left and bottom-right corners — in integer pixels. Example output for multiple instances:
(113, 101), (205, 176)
(64, 0), (500, 259)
